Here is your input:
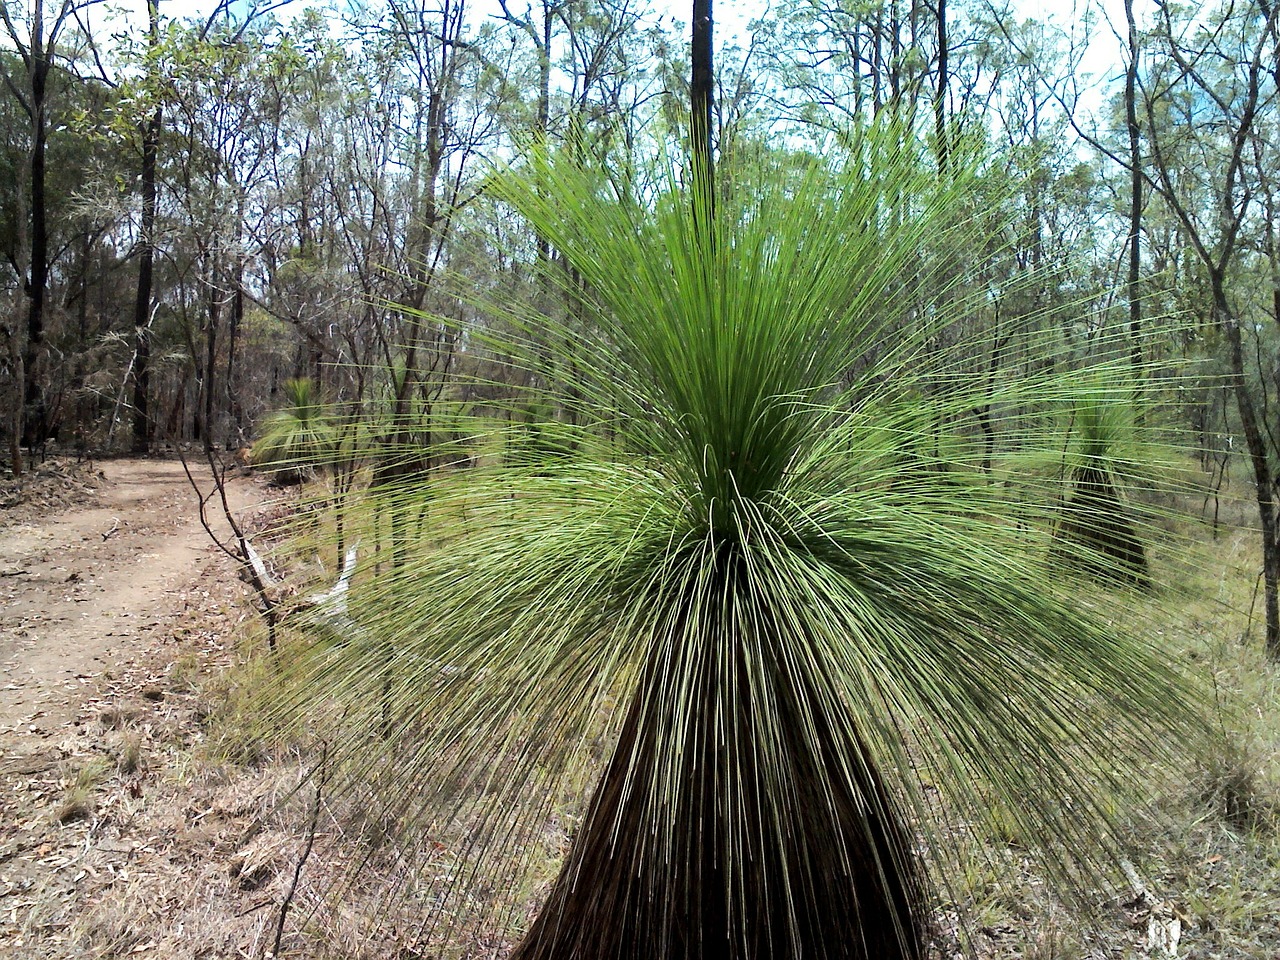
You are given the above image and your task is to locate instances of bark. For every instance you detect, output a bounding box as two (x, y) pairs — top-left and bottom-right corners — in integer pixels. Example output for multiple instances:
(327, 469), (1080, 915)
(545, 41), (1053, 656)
(510, 571), (925, 960)
(1123, 0), (1142, 373)
(202, 270), (220, 453)
(1215, 271), (1280, 657)
(22, 1), (51, 450)
(227, 257), (244, 441)
(132, 84), (160, 452)
(691, 0), (714, 217)
(7, 337), (23, 474)
(978, 306), (1005, 476)
(933, 0), (948, 176)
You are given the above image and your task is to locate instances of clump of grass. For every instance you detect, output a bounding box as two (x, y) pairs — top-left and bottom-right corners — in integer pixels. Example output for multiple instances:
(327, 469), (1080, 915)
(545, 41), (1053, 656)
(168, 652), (204, 692)
(55, 788), (94, 824)
(54, 756), (112, 823)
(1194, 720), (1280, 833)
(116, 733), (143, 775)
(98, 704), (138, 729)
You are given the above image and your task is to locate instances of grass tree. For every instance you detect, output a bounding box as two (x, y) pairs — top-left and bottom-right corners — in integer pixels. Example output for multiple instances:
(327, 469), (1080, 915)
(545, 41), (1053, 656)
(274, 128), (1203, 960)
(1052, 384), (1154, 588)
(250, 377), (339, 484)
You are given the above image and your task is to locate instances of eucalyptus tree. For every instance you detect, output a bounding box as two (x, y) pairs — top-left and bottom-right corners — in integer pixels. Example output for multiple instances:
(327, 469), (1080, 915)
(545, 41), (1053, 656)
(756, 0), (976, 142)
(485, 0), (675, 439)
(0, 0), (106, 465)
(147, 15), (300, 448)
(248, 13), (370, 394)
(129, 0), (161, 453)
(1122, 0), (1143, 371)
(1139, 0), (1280, 655)
(370, 0), (485, 489)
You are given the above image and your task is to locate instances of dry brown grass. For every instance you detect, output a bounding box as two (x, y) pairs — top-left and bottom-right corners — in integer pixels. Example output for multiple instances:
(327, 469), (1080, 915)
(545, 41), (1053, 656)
(926, 510), (1280, 959)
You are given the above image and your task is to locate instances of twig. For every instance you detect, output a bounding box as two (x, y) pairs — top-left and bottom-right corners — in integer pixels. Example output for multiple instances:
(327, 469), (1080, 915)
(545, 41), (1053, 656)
(173, 446), (279, 651)
(1245, 568), (1264, 642)
(235, 897), (276, 918)
(202, 447), (281, 651)
(101, 517), (121, 541)
(272, 744), (329, 959)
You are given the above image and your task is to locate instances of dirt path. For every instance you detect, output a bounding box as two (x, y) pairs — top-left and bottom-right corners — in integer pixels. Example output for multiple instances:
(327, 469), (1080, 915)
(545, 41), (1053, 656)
(0, 459), (262, 736)
(0, 458), (286, 958)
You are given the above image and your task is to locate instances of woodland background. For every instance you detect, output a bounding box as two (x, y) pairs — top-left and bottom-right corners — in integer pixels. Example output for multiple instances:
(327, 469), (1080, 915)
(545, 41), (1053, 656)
(6, 0), (1280, 640)
(1, 0), (1275, 468)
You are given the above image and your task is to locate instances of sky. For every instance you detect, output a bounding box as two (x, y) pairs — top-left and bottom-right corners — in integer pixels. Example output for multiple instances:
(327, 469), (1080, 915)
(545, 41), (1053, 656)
(98, 0), (1148, 50)
(92, 0), (1147, 106)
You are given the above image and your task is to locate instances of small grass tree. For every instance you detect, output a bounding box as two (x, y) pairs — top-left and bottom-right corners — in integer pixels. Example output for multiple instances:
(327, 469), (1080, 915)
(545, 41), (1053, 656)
(250, 378), (338, 485)
(274, 128), (1204, 960)
(1053, 385), (1153, 588)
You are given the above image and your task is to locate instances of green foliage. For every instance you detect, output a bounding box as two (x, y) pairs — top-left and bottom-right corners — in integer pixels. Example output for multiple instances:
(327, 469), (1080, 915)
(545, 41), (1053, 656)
(250, 378), (338, 483)
(267, 125), (1206, 958)
(1054, 395), (1153, 587)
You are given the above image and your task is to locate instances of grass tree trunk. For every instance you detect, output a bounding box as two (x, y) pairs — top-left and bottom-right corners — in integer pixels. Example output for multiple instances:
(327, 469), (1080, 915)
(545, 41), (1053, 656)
(510, 573), (924, 960)
(1056, 463), (1149, 588)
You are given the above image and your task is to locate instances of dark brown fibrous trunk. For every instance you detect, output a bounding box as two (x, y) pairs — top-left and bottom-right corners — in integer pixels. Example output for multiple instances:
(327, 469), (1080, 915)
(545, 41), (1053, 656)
(1055, 464), (1150, 589)
(691, 0), (714, 220)
(511, 569), (926, 960)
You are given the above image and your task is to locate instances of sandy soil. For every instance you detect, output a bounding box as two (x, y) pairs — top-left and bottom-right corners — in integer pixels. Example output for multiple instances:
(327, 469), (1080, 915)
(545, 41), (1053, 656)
(0, 457), (279, 958)
(1, 460), (260, 734)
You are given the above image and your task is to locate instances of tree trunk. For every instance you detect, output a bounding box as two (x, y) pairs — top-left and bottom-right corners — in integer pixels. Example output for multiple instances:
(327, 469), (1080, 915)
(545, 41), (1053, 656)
(691, 0), (715, 217)
(1216, 270), (1280, 656)
(202, 272), (220, 453)
(132, 0), (161, 455)
(1123, 0), (1143, 373)
(227, 259), (245, 442)
(933, 0), (948, 176)
(7, 336), (23, 475)
(22, 10), (50, 451)
(510, 582), (925, 960)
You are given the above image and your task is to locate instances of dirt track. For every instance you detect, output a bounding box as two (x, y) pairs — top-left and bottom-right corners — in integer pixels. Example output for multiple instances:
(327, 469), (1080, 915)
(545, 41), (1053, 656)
(0, 459), (261, 736)
(0, 458), (277, 957)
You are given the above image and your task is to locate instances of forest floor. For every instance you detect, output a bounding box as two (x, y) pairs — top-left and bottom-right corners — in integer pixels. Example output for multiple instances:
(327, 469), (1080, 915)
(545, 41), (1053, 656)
(0, 458), (1277, 959)
(0, 457), (295, 958)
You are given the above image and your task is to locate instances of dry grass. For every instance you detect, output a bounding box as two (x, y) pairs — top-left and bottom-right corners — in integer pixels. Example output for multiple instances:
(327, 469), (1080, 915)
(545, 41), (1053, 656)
(180, 485), (1280, 958)
(194, 508), (1273, 959)
(926, 509), (1280, 959)
(53, 757), (112, 824)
